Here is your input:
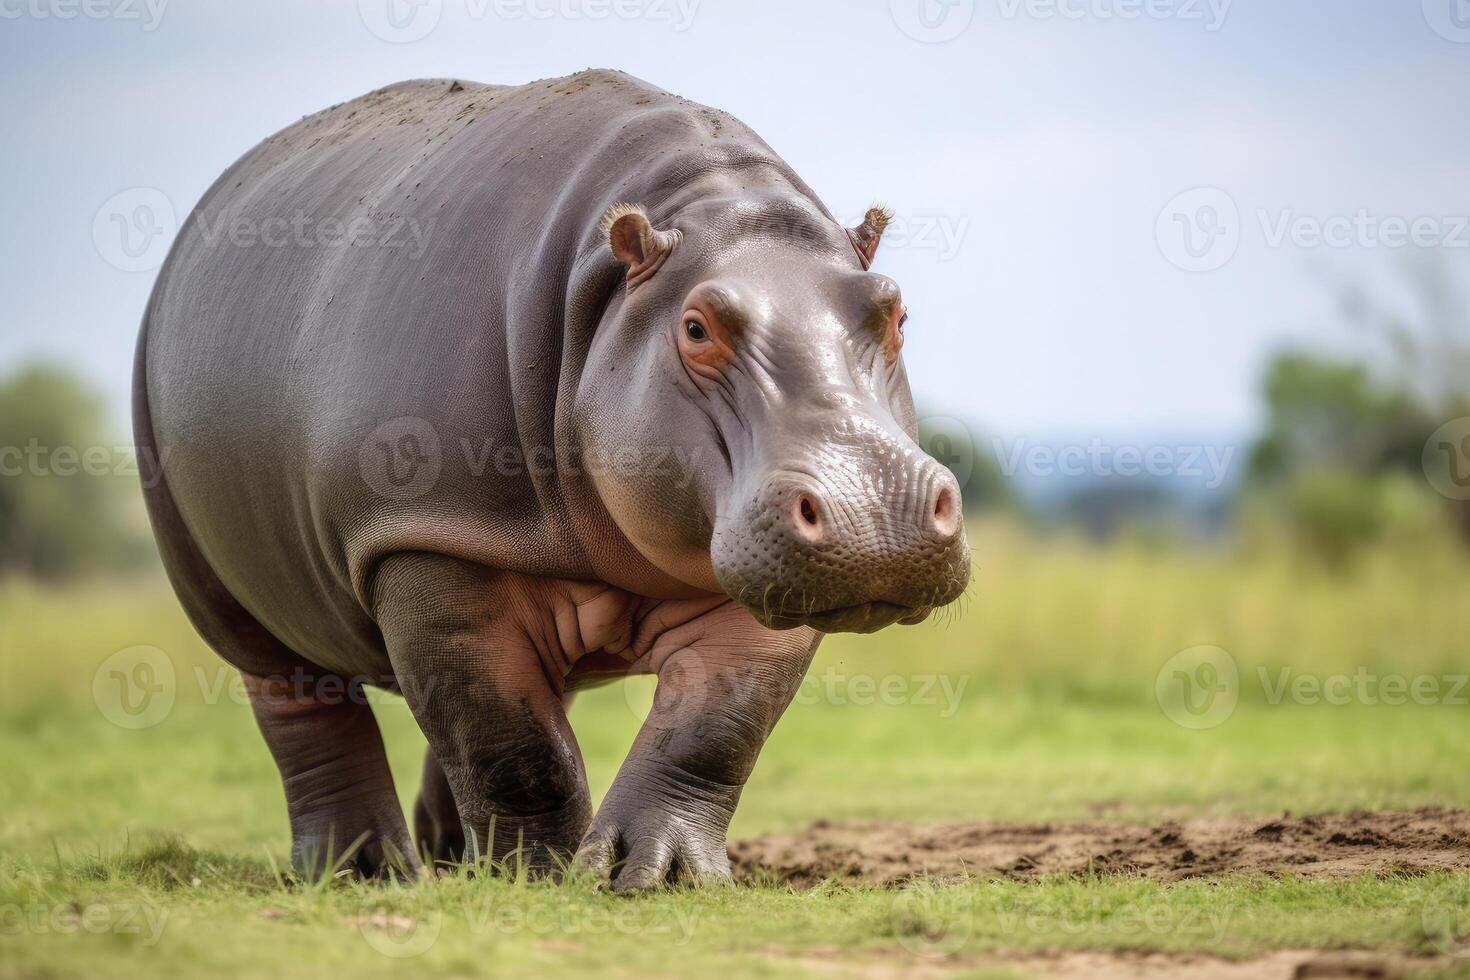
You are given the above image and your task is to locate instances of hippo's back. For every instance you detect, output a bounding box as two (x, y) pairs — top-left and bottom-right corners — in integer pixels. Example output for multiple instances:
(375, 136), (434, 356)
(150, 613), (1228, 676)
(138, 70), (796, 672)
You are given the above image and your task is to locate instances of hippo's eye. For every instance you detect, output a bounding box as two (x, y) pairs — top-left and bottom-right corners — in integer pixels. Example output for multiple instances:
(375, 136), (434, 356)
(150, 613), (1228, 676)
(684, 320), (708, 343)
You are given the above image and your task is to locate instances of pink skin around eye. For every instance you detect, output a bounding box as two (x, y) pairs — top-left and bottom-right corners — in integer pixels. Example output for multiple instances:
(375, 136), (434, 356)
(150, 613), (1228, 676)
(882, 304), (906, 365)
(676, 307), (735, 381)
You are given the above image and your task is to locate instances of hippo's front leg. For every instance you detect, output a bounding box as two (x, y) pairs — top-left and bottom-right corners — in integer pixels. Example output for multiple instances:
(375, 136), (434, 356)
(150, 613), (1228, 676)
(373, 553), (593, 870)
(577, 604), (819, 891)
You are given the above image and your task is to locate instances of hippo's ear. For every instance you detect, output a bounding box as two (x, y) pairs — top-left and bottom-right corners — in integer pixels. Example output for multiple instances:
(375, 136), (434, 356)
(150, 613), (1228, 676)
(601, 203), (681, 289)
(847, 205), (894, 270)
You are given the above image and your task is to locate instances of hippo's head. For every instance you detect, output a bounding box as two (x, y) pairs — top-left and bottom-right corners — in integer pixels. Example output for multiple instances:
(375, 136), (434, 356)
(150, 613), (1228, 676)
(576, 195), (970, 634)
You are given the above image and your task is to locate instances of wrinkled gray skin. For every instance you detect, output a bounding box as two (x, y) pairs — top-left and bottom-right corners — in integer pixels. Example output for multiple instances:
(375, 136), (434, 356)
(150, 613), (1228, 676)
(134, 70), (969, 890)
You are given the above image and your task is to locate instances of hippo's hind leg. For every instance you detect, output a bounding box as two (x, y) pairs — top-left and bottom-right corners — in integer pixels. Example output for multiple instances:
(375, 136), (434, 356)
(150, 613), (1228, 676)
(142, 488), (421, 878)
(243, 670), (420, 878)
(414, 747), (466, 866)
(134, 377), (419, 878)
(142, 494), (420, 877)
(373, 552), (592, 872)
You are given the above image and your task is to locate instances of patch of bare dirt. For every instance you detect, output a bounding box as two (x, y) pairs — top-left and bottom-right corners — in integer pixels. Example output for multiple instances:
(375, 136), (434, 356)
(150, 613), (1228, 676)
(730, 808), (1470, 887)
(772, 948), (1432, 979)
(985, 950), (1419, 979)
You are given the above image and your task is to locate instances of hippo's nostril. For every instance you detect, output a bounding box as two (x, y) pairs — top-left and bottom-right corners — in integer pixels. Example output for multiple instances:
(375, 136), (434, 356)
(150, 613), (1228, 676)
(791, 492), (823, 543)
(932, 484), (959, 538)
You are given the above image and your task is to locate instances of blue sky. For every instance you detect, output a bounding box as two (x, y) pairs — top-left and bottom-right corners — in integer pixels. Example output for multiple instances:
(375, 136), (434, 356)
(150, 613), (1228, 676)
(3, 0), (1468, 449)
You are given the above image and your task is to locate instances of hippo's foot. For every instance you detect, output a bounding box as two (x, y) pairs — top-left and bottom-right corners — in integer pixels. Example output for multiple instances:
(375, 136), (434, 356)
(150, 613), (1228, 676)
(457, 804), (590, 877)
(574, 767), (740, 893)
(290, 815), (424, 881)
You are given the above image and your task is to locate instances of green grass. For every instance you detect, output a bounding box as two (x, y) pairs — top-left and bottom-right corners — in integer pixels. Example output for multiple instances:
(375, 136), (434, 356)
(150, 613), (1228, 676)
(3, 522), (1469, 977)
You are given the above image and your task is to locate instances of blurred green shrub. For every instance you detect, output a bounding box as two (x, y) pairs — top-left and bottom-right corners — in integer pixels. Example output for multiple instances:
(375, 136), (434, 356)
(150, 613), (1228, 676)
(0, 363), (153, 580)
(1281, 469), (1388, 567)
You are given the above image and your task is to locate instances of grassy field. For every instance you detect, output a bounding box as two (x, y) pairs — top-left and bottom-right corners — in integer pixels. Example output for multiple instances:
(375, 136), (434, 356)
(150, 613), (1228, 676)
(3, 522), (1470, 977)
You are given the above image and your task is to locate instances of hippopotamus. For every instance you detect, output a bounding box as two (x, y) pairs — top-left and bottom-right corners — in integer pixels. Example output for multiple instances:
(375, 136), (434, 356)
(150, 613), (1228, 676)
(133, 69), (969, 890)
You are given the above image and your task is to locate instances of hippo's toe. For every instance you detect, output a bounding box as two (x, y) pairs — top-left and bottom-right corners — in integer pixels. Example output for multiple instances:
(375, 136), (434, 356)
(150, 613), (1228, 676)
(573, 806), (735, 893)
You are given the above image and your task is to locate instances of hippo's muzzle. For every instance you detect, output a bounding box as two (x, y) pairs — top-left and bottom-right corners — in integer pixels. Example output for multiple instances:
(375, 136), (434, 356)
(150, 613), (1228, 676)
(712, 440), (971, 634)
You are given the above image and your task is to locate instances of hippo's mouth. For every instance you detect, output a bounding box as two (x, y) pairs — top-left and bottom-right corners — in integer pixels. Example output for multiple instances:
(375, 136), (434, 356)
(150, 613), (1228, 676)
(756, 600), (931, 635)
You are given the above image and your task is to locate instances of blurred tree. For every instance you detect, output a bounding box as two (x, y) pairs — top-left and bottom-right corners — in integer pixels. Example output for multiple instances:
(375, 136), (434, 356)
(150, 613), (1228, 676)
(1248, 353), (1427, 482)
(1245, 257), (1470, 562)
(0, 364), (151, 580)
